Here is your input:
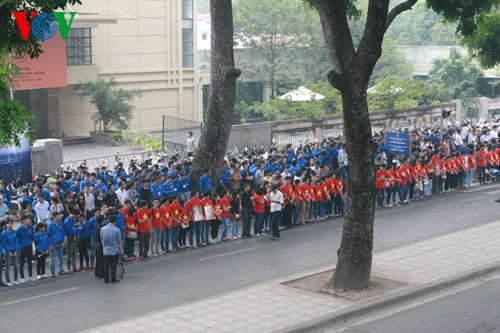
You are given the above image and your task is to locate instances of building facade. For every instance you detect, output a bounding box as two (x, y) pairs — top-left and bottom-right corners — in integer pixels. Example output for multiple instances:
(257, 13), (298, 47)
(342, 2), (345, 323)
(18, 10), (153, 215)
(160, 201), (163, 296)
(15, 0), (199, 139)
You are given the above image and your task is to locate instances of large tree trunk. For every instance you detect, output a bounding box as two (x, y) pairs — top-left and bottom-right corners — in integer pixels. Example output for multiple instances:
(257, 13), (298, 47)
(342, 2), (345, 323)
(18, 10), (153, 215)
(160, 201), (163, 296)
(190, 0), (241, 191)
(309, 0), (394, 290)
(331, 82), (376, 290)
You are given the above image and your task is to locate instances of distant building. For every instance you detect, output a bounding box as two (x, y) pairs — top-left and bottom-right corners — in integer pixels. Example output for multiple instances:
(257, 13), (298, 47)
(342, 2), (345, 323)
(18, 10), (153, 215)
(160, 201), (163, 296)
(14, 0), (199, 139)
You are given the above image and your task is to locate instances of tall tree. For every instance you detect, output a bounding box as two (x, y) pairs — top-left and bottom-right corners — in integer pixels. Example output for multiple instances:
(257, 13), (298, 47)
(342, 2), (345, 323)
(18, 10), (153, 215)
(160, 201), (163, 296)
(307, 0), (500, 290)
(189, 0), (241, 191)
(0, 0), (81, 146)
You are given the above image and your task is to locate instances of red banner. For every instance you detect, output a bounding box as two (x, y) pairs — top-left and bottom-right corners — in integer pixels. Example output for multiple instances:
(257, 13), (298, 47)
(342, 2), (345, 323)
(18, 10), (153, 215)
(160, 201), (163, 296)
(13, 35), (67, 90)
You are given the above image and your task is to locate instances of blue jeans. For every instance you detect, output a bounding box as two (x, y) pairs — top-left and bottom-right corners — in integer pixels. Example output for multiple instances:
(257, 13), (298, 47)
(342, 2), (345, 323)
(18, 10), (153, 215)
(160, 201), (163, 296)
(5, 252), (19, 283)
(334, 195), (344, 214)
(50, 243), (64, 273)
(188, 221), (195, 246)
(242, 207), (252, 237)
(293, 204), (300, 223)
(231, 217), (239, 237)
(221, 217), (229, 240)
(194, 222), (202, 244)
(201, 221), (210, 243)
(171, 226), (180, 249)
(90, 236), (96, 266)
(254, 212), (263, 235)
(478, 166), (486, 183)
(151, 226), (162, 253)
(161, 229), (170, 251)
(180, 192), (190, 203)
(377, 188), (385, 206)
(467, 168), (475, 186)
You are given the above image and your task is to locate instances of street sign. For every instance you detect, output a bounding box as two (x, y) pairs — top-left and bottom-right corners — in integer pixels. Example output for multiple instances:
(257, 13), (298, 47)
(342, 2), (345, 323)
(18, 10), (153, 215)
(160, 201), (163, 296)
(385, 132), (410, 156)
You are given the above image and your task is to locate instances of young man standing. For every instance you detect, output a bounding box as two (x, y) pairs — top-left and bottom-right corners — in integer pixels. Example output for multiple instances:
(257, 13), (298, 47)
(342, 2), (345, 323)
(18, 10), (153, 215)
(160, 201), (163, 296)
(150, 199), (163, 256)
(376, 164), (388, 208)
(2, 220), (19, 286)
(16, 215), (34, 283)
(137, 200), (152, 259)
(100, 214), (123, 284)
(269, 185), (284, 240)
(63, 211), (79, 272)
(48, 212), (65, 276)
(240, 184), (253, 238)
(34, 193), (50, 225)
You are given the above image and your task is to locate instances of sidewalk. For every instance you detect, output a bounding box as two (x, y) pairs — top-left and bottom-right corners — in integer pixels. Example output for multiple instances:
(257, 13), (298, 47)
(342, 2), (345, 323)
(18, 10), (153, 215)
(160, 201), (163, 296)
(82, 218), (500, 333)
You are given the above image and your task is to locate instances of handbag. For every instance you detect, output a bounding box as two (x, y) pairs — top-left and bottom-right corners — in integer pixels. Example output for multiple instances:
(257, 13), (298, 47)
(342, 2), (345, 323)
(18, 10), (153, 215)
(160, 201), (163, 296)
(126, 231), (138, 240)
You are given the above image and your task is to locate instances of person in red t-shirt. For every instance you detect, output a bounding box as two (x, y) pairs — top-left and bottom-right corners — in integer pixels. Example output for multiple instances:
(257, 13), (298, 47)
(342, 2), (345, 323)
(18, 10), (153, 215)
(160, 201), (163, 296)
(200, 192), (214, 245)
(300, 178), (310, 223)
(160, 198), (171, 252)
(124, 207), (137, 260)
(466, 151), (476, 187)
(211, 194), (222, 243)
(169, 196), (183, 250)
(376, 164), (388, 208)
(332, 173), (344, 216)
(280, 177), (294, 228)
(313, 179), (324, 221)
(253, 187), (266, 236)
(178, 200), (191, 249)
(218, 190), (231, 241)
(188, 191), (202, 246)
(136, 200), (152, 259)
(477, 145), (488, 184)
(150, 199), (163, 256)
(293, 179), (302, 223)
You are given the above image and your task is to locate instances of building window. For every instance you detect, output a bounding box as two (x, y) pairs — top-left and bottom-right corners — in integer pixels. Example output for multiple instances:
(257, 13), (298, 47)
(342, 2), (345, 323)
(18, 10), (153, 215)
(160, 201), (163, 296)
(66, 28), (92, 66)
(202, 32), (208, 41)
(182, 0), (193, 19)
(182, 28), (193, 68)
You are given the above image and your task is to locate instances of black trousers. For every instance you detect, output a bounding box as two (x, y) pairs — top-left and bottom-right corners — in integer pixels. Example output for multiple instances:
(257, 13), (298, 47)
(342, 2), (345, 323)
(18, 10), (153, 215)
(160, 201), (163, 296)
(179, 225), (191, 246)
(79, 238), (90, 267)
(138, 232), (150, 257)
(271, 211), (282, 238)
(20, 246), (33, 279)
(36, 251), (47, 275)
(95, 244), (104, 278)
(283, 204), (293, 227)
(210, 220), (220, 240)
(103, 253), (119, 283)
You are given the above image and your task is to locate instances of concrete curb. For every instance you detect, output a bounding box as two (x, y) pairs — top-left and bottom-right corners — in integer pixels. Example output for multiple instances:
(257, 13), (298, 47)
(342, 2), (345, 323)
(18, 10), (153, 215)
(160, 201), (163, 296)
(276, 260), (500, 333)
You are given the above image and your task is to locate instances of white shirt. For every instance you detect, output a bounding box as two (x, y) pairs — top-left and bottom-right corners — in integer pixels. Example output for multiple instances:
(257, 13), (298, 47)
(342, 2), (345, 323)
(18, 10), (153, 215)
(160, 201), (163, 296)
(116, 188), (127, 206)
(269, 190), (284, 212)
(454, 134), (463, 146)
(85, 192), (95, 211)
(35, 201), (51, 224)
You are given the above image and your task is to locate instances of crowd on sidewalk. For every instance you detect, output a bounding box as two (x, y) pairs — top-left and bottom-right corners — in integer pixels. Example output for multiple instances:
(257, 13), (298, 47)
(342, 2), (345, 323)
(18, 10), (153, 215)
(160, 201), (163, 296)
(0, 120), (500, 287)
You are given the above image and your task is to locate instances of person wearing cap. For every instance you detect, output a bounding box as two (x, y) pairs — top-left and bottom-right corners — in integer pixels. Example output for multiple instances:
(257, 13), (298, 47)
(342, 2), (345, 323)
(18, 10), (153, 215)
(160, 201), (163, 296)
(16, 215), (34, 283)
(2, 219), (19, 286)
(34, 223), (50, 279)
(100, 214), (123, 283)
(269, 184), (284, 240)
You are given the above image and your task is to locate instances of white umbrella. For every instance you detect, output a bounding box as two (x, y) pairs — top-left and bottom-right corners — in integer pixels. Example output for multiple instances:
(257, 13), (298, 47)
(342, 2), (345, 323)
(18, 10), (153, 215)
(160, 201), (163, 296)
(279, 86), (325, 102)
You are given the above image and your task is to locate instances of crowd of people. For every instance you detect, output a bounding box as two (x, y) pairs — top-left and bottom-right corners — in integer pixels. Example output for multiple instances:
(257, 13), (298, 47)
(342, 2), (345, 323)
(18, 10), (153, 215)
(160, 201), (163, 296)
(0, 120), (499, 287)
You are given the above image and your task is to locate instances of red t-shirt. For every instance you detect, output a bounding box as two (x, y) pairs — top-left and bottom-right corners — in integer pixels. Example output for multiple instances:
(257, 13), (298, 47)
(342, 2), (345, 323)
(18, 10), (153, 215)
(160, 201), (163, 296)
(188, 198), (201, 222)
(294, 186), (302, 204)
(151, 207), (163, 228)
(376, 169), (387, 189)
(280, 184), (293, 205)
(169, 203), (183, 226)
(200, 198), (214, 220)
(397, 168), (407, 185)
(214, 201), (223, 219)
(160, 205), (170, 229)
(253, 193), (265, 213)
(477, 150), (487, 167)
(468, 155), (476, 169)
(219, 197), (231, 218)
(314, 185), (323, 201)
(125, 215), (137, 233)
(136, 208), (151, 233)
(299, 183), (309, 201)
(181, 207), (190, 224)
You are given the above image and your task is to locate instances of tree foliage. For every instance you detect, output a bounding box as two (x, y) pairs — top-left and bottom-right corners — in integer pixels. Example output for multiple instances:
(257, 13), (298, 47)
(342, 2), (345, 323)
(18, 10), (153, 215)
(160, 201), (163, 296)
(428, 49), (484, 101)
(0, 0), (81, 146)
(74, 79), (141, 132)
(463, 12), (500, 68)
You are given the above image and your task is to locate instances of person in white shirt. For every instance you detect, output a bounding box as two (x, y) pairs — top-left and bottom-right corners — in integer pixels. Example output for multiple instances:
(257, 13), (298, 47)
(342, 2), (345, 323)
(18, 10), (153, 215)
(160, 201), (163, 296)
(269, 184), (284, 240)
(115, 182), (128, 206)
(454, 130), (463, 146)
(83, 185), (95, 218)
(34, 193), (50, 224)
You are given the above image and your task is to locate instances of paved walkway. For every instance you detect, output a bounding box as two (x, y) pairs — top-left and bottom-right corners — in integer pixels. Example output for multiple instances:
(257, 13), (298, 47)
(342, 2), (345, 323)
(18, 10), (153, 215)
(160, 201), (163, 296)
(82, 219), (500, 333)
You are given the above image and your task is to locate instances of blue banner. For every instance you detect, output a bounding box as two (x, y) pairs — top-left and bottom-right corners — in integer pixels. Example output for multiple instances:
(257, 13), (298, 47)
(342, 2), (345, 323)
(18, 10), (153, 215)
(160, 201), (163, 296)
(385, 132), (410, 156)
(0, 137), (32, 185)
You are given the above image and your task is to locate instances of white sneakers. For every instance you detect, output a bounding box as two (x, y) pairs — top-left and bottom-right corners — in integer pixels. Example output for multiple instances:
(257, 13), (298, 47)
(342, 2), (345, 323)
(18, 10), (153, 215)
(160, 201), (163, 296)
(19, 279), (25, 284)
(43, 274), (48, 278)
(37, 275), (42, 280)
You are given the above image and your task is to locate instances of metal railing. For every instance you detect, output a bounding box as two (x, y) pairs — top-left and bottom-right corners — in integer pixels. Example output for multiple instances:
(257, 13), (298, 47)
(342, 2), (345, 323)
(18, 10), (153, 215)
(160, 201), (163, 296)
(162, 115), (202, 153)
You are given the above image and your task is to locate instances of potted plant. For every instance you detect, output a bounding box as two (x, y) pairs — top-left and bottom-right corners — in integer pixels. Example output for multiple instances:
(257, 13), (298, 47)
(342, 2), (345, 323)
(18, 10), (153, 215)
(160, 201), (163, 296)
(107, 131), (124, 146)
(74, 78), (141, 143)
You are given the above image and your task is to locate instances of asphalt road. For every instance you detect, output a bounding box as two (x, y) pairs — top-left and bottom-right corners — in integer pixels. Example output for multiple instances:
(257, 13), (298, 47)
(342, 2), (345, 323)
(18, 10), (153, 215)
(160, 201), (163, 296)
(314, 271), (500, 333)
(2, 184), (500, 332)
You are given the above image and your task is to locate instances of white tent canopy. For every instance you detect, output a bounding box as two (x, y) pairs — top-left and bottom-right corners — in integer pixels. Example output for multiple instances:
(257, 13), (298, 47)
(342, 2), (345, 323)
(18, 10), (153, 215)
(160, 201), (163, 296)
(278, 86), (325, 101)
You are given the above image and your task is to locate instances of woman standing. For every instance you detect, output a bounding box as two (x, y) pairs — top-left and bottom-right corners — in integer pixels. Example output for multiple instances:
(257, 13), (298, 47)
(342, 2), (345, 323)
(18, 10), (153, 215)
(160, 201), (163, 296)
(219, 190), (231, 241)
(230, 192), (241, 239)
(125, 207), (137, 260)
(34, 223), (50, 279)
(179, 201), (191, 248)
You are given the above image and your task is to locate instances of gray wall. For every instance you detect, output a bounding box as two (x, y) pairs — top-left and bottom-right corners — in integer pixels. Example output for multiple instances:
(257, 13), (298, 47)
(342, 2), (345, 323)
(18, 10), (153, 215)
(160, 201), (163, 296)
(31, 139), (63, 175)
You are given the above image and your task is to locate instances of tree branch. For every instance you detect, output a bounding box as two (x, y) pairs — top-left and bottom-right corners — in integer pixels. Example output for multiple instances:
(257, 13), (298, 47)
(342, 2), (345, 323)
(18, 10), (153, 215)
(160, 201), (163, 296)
(386, 0), (418, 30)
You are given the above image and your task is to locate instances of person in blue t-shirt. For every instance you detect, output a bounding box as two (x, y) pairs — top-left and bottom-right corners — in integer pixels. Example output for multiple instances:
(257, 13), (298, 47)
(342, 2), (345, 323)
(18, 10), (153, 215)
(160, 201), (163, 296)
(76, 213), (90, 270)
(34, 223), (50, 279)
(16, 215), (34, 283)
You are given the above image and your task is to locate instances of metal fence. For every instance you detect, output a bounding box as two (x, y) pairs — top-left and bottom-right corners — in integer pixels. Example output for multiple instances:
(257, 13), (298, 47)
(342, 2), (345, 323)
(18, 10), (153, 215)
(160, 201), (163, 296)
(272, 126), (344, 151)
(162, 116), (203, 155)
(62, 151), (151, 172)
